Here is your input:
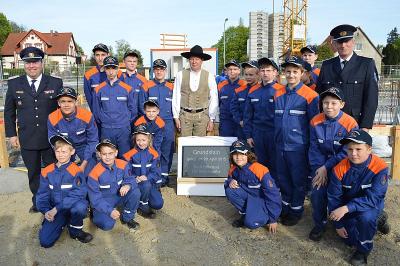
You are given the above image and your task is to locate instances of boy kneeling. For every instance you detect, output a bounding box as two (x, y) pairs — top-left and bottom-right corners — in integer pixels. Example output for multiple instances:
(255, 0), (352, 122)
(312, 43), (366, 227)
(36, 135), (93, 248)
(88, 139), (141, 230)
(328, 130), (390, 265)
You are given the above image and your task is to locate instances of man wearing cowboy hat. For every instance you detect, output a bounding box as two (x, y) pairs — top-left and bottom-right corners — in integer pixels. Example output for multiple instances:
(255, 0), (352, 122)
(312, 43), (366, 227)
(172, 45), (218, 136)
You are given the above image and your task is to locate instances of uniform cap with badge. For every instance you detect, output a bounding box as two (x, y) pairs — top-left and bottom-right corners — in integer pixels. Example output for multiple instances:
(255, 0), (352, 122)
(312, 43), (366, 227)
(339, 129), (372, 146)
(56, 86), (78, 99)
(92, 43), (109, 54)
(123, 50), (139, 59)
(300, 45), (318, 54)
(20, 47), (44, 62)
(330, 24), (357, 43)
(241, 60), (259, 69)
(225, 60), (240, 68)
(103, 56), (119, 68)
(230, 140), (251, 154)
(133, 124), (151, 135)
(152, 59), (167, 69)
(281, 56), (305, 68)
(49, 134), (74, 147)
(143, 99), (160, 109)
(320, 87), (344, 101)
(258, 57), (279, 71)
(96, 139), (117, 151)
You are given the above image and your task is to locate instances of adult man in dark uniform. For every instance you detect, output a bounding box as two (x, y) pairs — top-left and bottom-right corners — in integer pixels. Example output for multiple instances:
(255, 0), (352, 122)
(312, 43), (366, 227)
(4, 47), (63, 213)
(317, 24), (379, 130)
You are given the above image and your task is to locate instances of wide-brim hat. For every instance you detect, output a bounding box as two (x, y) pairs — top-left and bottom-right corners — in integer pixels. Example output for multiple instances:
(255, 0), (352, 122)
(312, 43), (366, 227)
(181, 45), (212, 61)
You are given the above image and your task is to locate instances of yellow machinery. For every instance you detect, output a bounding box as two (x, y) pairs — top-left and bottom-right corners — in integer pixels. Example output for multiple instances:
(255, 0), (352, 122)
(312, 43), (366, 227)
(282, 0), (308, 56)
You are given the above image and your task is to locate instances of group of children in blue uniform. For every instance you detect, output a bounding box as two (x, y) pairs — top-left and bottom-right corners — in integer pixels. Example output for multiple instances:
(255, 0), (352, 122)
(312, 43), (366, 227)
(36, 42), (390, 265)
(222, 49), (390, 265)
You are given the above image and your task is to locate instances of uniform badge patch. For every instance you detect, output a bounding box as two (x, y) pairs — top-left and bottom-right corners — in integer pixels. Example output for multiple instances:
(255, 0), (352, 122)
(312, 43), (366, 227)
(268, 179), (274, 188)
(17, 101), (22, 106)
(16, 90), (24, 94)
(44, 90), (54, 94)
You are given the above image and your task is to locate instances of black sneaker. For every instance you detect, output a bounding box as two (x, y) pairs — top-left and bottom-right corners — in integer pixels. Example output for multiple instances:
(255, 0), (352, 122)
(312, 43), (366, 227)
(232, 216), (245, 228)
(281, 215), (300, 226)
(309, 226), (324, 241)
(278, 212), (289, 223)
(121, 219), (140, 230)
(29, 205), (39, 213)
(70, 231), (93, 243)
(350, 250), (368, 265)
(377, 211), (390, 234)
(138, 209), (156, 219)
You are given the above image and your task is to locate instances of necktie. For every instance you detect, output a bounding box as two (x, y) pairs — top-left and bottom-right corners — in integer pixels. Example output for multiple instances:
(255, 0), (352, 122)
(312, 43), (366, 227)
(342, 60), (347, 70)
(30, 80), (37, 93)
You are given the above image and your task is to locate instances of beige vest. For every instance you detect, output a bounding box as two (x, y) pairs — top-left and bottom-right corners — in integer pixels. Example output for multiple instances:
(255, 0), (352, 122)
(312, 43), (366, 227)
(180, 69), (210, 110)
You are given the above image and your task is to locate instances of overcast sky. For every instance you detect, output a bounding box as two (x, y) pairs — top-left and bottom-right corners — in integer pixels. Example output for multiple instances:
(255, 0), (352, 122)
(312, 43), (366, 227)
(1, 0), (398, 66)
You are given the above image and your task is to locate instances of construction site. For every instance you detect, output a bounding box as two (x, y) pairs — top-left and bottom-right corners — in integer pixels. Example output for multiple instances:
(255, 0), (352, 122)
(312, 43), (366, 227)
(0, 0), (400, 265)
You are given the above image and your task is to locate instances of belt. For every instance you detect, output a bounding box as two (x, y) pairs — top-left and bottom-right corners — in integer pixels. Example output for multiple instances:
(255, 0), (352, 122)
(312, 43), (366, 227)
(181, 107), (207, 113)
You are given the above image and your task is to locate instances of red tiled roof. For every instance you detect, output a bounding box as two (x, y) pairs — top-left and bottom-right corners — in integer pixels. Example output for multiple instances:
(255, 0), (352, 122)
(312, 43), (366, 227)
(1, 29), (76, 56)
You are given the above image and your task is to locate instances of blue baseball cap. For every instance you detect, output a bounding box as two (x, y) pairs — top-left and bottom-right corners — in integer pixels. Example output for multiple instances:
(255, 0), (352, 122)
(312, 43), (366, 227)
(230, 140), (251, 154)
(320, 87), (344, 101)
(258, 57), (279, 71)
(339, 130), (372, 146)
(281, 56), (305, 68)
(300, 45), (318, 54)
(103, 56), (119, 68)
(225, 60), (240, 68)
(50, 135), (74, 147)
(241, 60), (259, 69)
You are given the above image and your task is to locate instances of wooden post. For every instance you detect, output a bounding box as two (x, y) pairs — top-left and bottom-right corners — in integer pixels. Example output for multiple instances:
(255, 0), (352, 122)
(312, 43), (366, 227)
(0, 123), (9, 168)
(391, 125), (400, 180)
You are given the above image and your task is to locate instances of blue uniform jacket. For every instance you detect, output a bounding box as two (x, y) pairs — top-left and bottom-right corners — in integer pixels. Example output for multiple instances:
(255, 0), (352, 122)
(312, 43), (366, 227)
(311, 66), (320, 84)
(218, 79), (246, 121)
(123, 146), (162, 185)
(134, 115), (165, 152)
(274, 82), (319, 151)
(87, 159), (136, 215)
(225, 162), (282, 223)
(230, 83), (251, 125)
(48, 107), (98, 161)
(121, 72), (148, 115)
(92, 80), (137, 128)
(140, 80), (174, 121)
(309, 111), (358, 174)
(243, 81), (285, 139)
(84, 66), (123, 111)
(328, 155), (388, 229)
(36, 162), (87, 213)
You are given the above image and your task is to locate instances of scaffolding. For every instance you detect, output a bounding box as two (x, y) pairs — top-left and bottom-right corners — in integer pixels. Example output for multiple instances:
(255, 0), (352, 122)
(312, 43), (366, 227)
(282, 0), (308, 56)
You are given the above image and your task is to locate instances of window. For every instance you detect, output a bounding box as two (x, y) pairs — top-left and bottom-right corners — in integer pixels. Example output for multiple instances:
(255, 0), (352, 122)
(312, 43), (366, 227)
(24, 43), (32, 48)
(35, 43), (42, 49)
(355, 43), (363, 51)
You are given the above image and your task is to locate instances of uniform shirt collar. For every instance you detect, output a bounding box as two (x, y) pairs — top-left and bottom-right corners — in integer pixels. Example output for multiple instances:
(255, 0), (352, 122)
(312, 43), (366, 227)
(27, 74), (42, 86)
(286, 82), (303, 93)
(339, 52), (353, 63)
(262, 80), (276, 87)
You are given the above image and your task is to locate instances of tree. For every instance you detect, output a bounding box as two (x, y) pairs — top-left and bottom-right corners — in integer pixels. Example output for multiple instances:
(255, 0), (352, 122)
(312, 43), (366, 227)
(387, 27), (399, 45)
(212, 25), (249, 73)
(9, 20), (26, 33)
(0, 13), (12, 48)
(316, 42), (334, 61)
(114, 39), (143, 66)
(75, 43), (84, 56)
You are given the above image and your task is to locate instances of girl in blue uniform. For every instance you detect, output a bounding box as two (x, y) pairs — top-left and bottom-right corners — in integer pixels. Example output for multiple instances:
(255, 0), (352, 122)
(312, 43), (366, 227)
(123, 124), (163, 219)
(224, 140), (281, 232)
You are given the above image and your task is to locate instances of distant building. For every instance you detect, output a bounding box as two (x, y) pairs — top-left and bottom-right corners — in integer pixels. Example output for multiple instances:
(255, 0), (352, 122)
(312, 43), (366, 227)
(248, 11), (284, 63)
(321, 26), (383, 73)
(1, 29), (79, 71)
(268, 12), (284, 62)
(248, 11), (269, 60)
